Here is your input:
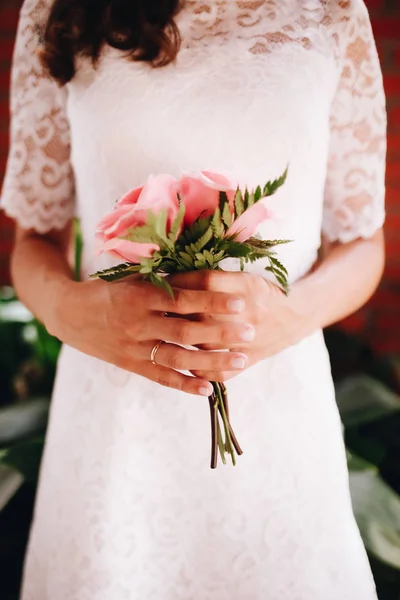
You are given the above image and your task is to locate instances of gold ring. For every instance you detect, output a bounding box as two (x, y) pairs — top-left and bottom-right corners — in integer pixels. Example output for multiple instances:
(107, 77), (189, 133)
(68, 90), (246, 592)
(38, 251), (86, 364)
(150, 340), (165, 365)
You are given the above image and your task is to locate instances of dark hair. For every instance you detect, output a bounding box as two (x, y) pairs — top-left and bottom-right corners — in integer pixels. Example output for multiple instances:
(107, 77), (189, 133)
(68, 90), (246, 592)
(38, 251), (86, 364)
(42, 0), (182, 85)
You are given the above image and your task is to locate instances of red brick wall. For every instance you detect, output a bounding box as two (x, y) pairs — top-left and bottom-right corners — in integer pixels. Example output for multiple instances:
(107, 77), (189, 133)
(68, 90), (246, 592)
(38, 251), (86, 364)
(0, 0), (399, 353)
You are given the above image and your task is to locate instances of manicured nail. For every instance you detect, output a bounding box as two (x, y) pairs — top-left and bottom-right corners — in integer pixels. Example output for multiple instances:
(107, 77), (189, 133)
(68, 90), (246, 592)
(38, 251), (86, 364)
(231, 356), (246, 369)
(228, 298), (245, 314)
(240, 325), (256, 342)
(199, 386), (212, 397)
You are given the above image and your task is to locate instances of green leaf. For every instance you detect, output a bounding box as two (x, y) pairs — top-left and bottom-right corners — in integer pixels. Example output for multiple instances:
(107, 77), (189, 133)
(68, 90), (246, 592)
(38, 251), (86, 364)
(234, 189), (244, 218)
(179, 215), (212, 246)
(224, 242), (252, 258)
(195, 226), (214, 252)
(152, 209), (168, 241)
(73, 218), (84, 282)
(211, 207), (224, 238)
(247, 192), (255, 207)
(90, 263), (141, 282)
(349, 469), (400, 569)
(262, 166), (289, 197)
(221, 202), (233, 229)
(178, 252), (194, 269)
(269, 255), (288, 276)
(244, 188), (249, 210)
(148, 273), (174, 298)
(169, 203), (186, 242)
(247, 237), (292, 249)
(254, 186), (262, 202)
(0, 438), (45, 483)
(184, 244), (196, 259)
(219, 191), (229, 213)
(194, 253), (208, 269)
(122, 224), (158, 244)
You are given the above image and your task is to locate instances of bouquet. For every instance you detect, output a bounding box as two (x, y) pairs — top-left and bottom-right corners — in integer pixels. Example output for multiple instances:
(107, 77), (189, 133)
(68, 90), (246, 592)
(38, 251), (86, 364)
(92, 170), (290, 468)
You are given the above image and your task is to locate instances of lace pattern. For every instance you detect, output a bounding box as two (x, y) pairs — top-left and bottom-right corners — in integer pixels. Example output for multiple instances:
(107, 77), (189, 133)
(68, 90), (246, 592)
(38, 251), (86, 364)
(323, 0), (387, 242)
(0, 0), (75, 233)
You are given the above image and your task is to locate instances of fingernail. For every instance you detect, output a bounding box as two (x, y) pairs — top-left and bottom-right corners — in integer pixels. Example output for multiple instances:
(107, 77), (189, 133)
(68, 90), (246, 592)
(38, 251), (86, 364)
(228, 298), (245, 314)
(240, 325), (256, 342)
(199, 386), (212, 397)
(231, 356), (246, 369)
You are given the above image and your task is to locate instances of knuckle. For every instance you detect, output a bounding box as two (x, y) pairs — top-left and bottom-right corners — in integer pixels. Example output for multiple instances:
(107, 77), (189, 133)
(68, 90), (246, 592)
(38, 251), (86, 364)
(171, 288), (186, 312)
(201, 270), (215, 290)
(219, 326), (232, 345)
(157, 377), (175, 390)
(174, 323), (191, 345)
(165, 350), (183, 371)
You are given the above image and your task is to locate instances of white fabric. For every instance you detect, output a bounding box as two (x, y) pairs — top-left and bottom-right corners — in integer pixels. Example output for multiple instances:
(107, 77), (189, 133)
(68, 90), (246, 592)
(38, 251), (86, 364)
(1, 1), (386, 599)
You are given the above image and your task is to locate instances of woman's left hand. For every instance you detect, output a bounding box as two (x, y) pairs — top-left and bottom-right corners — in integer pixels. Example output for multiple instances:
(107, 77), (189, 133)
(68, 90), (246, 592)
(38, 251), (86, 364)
(168, 270), (309, 382)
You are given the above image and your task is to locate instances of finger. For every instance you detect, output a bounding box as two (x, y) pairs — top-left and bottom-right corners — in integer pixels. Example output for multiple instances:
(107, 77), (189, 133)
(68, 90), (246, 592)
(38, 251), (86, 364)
(190, 370), (238, 383)
(139, 363), (213, 397)
(142, 283), (245, 316)
(168, 270), (252, 293)
(138, 315), (256, 347)
(138, 341), (248, 373)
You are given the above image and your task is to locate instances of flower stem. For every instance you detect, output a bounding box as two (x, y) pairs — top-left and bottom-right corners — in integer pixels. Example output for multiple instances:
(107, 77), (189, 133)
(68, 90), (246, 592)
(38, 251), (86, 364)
(208, 393), (218, 469)
(220, 383), (243, 456)
(214, 382), (236, 466)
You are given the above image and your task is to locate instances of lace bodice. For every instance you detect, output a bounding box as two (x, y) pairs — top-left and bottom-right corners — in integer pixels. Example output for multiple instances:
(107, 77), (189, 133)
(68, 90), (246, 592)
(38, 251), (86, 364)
(1, 0), (386, 250)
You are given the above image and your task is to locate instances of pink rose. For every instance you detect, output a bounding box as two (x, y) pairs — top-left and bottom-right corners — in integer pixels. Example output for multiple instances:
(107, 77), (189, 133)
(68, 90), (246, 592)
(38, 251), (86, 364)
(179, 171), (236, 226)
(95, 174), (180, 263)
(226, 201), (270, 242)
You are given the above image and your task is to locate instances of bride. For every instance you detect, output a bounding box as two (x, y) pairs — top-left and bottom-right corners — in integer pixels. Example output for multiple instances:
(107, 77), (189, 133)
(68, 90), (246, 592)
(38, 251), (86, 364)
(2, 0), (386, 598)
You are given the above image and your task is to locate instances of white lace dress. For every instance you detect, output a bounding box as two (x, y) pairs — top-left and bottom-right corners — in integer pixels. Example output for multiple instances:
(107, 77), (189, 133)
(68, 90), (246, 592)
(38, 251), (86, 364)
(1, 1), (387, 598)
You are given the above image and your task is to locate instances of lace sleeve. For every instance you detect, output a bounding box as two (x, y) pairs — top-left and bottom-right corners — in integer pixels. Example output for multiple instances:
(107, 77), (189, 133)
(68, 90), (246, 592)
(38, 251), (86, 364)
(322, 0), (387, 243)
(0, 0), (75, 233)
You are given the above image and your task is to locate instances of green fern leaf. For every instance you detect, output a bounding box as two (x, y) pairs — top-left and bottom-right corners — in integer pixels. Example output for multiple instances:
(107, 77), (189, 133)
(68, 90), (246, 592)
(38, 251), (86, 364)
(234, 189), (244, 218)
(269, 255), (288, 276)
(222, 202), (233, 229)
(211, 207), (224, 237)
(169, 203), (185, 242)
(148, 273), (174, 298)
(262, 166), (289, 197)
(219, 191), (229, 213)
(90, 263), (141, 282)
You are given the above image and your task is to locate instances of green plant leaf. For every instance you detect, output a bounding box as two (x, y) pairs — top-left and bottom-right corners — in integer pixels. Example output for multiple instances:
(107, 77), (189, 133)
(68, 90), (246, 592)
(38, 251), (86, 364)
(224, 242), (252, 258)
(244, 188), (249, 210)
(247, 237), (292, 249)
(262, 166), (289, 197)
(234, 189), (244, 218)
(211, 207), (224, 238)
(247, 192), (255, 207)
(219, 191), (229, 213)
(148, 273), (174, 298)
(222, 202), (233, 229)
(73, 218), (84, 282)
(269, 255), (289, 276)
(90, 263), (141, 282)
(350, 469), (400, 569)
(177, 252), (194, 269)
(169, 203), (185, 242)
(0, 437), (45, 483)
(179, 215), (212, 246)
(254, 186), (262, 202)
(195, 226), (214, 252)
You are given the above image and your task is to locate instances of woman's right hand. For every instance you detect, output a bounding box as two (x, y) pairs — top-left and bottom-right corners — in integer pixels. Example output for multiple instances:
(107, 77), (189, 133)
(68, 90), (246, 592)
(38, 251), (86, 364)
(49, 276), (253, 396)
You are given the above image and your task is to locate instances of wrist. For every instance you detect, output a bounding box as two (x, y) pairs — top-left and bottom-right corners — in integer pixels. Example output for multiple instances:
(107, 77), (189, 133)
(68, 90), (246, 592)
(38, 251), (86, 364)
(45, 276), (81, 341)
(288, 274), (323, 340)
